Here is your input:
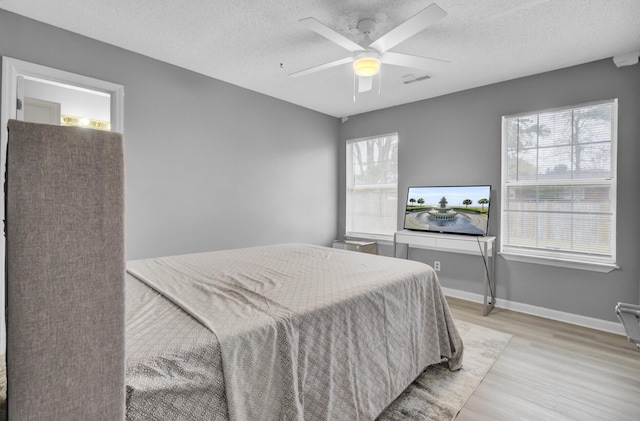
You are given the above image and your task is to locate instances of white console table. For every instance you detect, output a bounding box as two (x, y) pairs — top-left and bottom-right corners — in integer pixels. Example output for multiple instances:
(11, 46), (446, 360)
(393, 230), (496, 316)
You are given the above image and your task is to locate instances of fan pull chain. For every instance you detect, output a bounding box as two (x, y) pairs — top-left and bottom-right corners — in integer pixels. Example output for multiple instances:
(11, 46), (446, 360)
(353, 71), (356, 102)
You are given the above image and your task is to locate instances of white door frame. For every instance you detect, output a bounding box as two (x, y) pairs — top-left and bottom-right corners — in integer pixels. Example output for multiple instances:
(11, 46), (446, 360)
(0, 57), (125, 353)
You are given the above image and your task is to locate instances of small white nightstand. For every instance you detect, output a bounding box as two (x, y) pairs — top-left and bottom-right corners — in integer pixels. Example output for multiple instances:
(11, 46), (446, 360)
(332, 240), (377, 255)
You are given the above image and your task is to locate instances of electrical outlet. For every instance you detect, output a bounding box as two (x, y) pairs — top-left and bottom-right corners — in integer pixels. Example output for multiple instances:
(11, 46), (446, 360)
(434, 261), (441, 271)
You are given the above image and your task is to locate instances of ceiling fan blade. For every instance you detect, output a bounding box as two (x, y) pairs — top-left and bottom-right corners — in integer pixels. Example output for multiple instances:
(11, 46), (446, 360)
(380, 51), (449, 70)
(289, 56), (354, 78)
(369, 3), (447, 53)
(358, 76), (373, 93)
(299, 17), (363, 53)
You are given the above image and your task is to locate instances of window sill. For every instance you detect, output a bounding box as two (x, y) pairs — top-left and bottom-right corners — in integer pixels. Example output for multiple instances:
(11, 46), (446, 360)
(499, 252), (619, 273)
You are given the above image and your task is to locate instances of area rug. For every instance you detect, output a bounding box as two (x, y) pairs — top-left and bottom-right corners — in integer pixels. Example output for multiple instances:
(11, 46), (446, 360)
(377, 320), (512, 420)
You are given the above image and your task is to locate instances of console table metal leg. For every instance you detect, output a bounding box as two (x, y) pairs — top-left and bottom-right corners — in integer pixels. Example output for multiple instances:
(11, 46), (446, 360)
(491, 249), (496, 307)
(483, 240), (495, 316)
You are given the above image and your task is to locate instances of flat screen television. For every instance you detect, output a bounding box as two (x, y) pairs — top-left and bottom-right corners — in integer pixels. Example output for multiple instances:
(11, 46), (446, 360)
(403, 185), (491, 236)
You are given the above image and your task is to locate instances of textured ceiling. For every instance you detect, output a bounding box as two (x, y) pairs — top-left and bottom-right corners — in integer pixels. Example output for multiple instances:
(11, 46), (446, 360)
(2, 0), (639, 117)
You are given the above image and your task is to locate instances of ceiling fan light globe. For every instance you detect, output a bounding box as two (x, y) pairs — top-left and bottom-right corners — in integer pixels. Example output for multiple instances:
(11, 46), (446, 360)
(353, 57), (380, 77)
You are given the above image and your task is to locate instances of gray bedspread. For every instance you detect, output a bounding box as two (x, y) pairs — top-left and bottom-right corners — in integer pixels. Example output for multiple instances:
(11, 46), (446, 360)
(125, 274), (229, 420)
(126, 243), (463, 420)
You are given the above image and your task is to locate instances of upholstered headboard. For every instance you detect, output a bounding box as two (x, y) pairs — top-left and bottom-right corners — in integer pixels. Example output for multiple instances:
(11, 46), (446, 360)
(5, 120), (125, 420)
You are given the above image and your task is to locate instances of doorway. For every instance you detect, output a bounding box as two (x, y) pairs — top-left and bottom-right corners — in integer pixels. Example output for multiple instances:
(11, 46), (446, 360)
(0, 57), (124, 352)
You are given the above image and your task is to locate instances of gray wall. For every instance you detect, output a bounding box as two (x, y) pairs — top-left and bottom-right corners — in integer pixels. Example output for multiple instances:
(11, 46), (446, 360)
(339, 60), (640, 322)
(0, 10), (340, 260)
(3, 10), (638, 322)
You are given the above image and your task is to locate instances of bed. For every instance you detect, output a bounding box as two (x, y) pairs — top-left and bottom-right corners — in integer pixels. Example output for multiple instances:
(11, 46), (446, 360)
(5, 120), (462, 420)
(125, 243), (463, 421)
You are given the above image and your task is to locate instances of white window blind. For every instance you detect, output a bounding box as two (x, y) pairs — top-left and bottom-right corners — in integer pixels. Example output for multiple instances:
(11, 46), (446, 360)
(500, 99), (617, 267)
(346, 133), (398, 240)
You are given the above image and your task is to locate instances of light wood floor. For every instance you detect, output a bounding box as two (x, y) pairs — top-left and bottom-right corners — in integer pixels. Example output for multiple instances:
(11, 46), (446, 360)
(1, 299), (636, 420)
(447, 297), (640, 420)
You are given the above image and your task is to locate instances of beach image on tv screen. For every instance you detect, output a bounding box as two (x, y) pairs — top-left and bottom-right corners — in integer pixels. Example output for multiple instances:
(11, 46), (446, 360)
(404, 185), (490, 236)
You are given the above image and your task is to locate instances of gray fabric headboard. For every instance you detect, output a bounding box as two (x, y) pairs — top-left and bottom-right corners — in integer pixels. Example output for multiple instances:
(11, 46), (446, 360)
(5, 120), (125, 420)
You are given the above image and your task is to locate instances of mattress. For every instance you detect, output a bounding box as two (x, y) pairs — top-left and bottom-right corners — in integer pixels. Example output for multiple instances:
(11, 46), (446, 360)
(125, 243), (463, 420)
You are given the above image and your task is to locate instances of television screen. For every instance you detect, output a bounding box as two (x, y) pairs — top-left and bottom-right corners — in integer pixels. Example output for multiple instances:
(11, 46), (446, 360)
(404, 185), (491, 236)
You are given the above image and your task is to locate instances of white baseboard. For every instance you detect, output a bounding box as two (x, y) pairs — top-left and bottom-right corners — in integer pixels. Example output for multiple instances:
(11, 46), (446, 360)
(442, 287), (626, 336)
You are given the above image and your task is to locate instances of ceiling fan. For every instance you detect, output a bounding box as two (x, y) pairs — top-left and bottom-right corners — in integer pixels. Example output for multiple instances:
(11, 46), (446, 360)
(289, 3), (449, 94)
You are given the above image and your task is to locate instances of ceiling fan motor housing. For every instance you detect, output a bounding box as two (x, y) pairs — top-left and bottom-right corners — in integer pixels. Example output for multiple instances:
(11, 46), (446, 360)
(357, 18), (376, 37)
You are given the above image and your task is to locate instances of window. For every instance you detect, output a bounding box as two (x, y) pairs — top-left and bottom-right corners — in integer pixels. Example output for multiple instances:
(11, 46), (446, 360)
(500, 100), (617, 271)
(346, 133), (398, 241)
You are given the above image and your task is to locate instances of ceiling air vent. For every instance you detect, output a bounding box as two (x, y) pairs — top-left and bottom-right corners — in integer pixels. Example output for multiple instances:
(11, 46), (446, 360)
(402, 74), (432, 85)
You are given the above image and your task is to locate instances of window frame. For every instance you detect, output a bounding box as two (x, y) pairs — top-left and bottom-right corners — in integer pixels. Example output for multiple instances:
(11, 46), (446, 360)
(345, 132), (399, 242)
(499, 99), (619, 273)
